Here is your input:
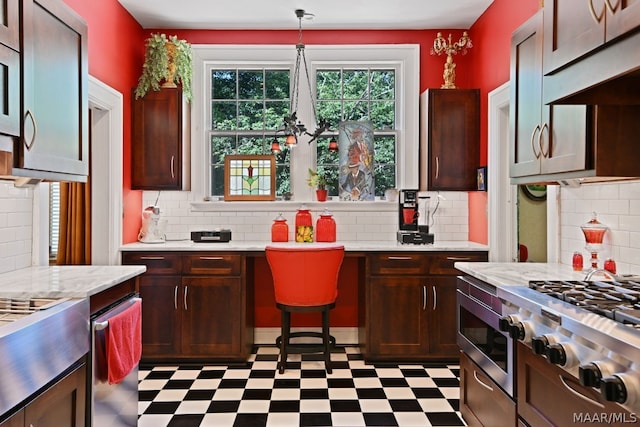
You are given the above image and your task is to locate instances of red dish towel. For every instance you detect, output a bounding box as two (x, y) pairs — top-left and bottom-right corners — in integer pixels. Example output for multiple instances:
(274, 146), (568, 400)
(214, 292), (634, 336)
(106, 299), (142, 385)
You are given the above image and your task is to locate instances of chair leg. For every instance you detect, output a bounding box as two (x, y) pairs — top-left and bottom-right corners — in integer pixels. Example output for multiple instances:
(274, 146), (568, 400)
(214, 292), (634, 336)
(278, 310), (290, 374)
(322, 308), (332, 374)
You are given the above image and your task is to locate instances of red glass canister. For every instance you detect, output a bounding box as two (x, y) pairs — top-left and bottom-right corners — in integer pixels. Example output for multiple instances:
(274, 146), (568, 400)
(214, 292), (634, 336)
(271, 213), (289, 242)
(572, 251), (583, 271)
(295, 205), (313, 243)
(604, 258), (617, 275)
(316, 209), (336, 242)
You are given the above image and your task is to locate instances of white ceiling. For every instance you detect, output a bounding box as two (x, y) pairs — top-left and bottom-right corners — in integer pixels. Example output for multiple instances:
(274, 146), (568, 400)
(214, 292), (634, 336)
(117, 0), (494, 30)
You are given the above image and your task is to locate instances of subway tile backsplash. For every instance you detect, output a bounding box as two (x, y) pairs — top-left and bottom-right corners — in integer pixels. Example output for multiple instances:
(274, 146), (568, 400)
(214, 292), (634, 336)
(0, 182), (33, 274)
(142, 191), (470, 243)
(560, 180), (640, 275)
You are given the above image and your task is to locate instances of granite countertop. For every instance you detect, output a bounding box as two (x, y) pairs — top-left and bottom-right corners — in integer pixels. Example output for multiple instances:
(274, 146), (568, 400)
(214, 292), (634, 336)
(120, 240), (489, 252)
(0, 265), (146, 299)
(454, 261), (589, 288)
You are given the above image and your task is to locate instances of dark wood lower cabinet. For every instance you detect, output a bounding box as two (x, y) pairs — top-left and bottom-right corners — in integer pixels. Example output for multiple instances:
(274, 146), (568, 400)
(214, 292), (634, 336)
(1, 361), (86, 427)
(459, 351), (516, 427)
(517, 342), (633, 426)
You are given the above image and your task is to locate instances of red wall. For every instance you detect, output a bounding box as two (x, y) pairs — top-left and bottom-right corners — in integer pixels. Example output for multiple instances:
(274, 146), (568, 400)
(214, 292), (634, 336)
(63, 0), (145, 243)
(467, 0), (540, 244)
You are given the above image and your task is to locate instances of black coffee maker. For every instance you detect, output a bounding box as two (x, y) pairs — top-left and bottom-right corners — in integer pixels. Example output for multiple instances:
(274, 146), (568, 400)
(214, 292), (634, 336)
(397, 189), (434, 244)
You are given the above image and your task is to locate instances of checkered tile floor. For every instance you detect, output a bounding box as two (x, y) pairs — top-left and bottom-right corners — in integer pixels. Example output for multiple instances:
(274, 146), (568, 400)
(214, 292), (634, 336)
(138, 346), (466, 427)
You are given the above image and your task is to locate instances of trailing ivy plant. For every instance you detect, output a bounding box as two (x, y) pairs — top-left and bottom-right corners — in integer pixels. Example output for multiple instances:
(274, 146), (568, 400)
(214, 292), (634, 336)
(135, 34), (193, 102)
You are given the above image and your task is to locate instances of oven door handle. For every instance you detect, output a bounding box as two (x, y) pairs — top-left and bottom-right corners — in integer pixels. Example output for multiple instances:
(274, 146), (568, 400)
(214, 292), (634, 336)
(558, 375), (605, 409)
(94, 297), (142, 330)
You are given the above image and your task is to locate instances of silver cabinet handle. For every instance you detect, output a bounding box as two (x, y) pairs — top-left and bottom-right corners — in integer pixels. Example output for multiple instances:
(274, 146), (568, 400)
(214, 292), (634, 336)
(432, 285), (437, 310)
(588, 0), (606, 23)
(23, 109), (37, 151)
(473, 370), (494, 392)
(171, 155), (175, 179)
(174, 286), (178, 310)
(199, 256), (224, 260)
(140, 256), (165, 260)
(559, 375), (605, 408)
(387, 256), (412, 261)
(184, 286), (188, 310)
(422, 285), (427, 310)
(446, 256), (472, 261)
(435, 156), (440, 180)
(539, 122), (549, 158)
(530, 124), (541, 159)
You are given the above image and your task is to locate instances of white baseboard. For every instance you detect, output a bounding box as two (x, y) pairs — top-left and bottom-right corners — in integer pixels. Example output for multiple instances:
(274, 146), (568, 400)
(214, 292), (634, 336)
(254, 327), (359, 346)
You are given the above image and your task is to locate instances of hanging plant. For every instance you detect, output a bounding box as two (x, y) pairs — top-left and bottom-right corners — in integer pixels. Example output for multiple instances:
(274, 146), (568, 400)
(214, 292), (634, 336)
(135, 34), (193, 102)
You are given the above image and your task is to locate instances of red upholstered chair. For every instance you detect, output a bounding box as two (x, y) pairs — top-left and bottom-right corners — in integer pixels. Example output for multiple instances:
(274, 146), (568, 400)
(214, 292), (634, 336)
(265, 244), (345, 374)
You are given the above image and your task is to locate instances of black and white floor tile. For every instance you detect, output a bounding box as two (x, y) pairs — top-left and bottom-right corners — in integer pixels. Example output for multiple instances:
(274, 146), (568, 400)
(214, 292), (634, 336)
(138, 346), (465, 427)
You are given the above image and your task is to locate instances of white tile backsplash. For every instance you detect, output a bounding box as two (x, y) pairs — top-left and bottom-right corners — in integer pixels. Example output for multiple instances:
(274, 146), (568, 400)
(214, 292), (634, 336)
(0, 181), (33, 273)
(560, 180), (640, 275)
(142, 191), (470, 243)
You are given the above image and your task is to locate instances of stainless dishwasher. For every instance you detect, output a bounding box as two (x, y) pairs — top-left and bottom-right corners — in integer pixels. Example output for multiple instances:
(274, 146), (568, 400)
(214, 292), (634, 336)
(90, 294), (141, 427)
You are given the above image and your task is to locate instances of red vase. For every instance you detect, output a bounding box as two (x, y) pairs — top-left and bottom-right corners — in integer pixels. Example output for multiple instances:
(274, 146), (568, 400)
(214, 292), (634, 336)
(316, 189), (328, 202)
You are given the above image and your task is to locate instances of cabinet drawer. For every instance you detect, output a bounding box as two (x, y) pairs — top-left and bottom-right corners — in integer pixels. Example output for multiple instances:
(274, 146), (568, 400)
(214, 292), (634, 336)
(122, 252), (182, 275)
(368, 253), (429, 276)
(183, 253), (241, 276)
(428, 252), (487, 275)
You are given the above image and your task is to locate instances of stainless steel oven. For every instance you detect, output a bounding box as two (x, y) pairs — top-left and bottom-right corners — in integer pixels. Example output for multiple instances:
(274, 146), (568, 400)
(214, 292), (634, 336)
(457, 275), (514, 397)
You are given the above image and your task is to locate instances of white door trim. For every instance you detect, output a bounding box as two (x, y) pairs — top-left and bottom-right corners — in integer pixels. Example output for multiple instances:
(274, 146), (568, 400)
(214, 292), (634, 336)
(89, 76), (123, 265)
(487, 82), (517, 262)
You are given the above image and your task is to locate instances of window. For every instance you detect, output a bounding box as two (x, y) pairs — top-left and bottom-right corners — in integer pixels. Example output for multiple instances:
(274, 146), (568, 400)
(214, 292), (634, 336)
(193, 45), (419, 202)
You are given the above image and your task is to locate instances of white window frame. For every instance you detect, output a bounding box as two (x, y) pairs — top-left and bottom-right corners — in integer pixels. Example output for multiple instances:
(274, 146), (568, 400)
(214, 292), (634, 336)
(190, 44), (419, 204)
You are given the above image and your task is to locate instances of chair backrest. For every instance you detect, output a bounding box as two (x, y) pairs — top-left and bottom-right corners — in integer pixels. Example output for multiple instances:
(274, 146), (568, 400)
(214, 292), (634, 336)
(265, 245), (345, 306)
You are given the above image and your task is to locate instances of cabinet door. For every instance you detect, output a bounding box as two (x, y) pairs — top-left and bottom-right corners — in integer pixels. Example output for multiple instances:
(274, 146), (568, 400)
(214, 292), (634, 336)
(19, 0), (88, 179)
(0, 0), (19, 51)
(460, 351), (516, 427)
(0, 410), (23, 427)
(426, 277), (458, 358)
(132, 87), (185, 190)
(422, 89), (479, 191)
(138, 275), (181, 358)
(24, 362), (86, 427)
(181, 276), (243, 356)
(510, 12), (543, 178)
(368, 277), (428, 357)
(605, 0), (640, 41)
(543, 0), (605, 74)
(0, 45), (19, 137)
(517, 342), (630, 427)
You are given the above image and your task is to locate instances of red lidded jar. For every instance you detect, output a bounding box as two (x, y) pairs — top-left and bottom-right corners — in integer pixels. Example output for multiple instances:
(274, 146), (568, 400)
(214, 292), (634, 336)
(295, 205), (313, 243)
(271, 213), (289, 242)
(572, 251), (583, 271)
(316, 209), (336, 242)
(604, 258), (617, 275)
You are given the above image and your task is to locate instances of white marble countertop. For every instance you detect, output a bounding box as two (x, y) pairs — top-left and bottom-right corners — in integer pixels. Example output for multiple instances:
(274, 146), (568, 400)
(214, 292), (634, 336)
(120, 240), (489, 252)
(0, 265), (146, 299)
(454, 262), (589, 288)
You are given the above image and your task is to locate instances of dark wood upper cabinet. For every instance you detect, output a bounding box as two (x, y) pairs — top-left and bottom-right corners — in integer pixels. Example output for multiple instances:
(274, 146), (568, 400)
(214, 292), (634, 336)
(419, 89), (480, 191)
(132, 87), (190, 190)
(15, 0), (88, 180)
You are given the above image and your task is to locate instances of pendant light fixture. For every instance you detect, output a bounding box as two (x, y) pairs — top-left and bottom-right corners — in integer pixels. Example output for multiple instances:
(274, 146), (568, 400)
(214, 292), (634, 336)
(271, 9), (335, 153)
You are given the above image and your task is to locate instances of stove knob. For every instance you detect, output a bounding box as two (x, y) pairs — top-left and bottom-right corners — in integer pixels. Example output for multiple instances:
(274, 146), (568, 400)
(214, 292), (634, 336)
(579, 361), (615, 388)
(546, 344), (567, 365)
(601, 374), (640, 406)
(498, 315), (518, 332)
(579, 363), (604, 388)
(508, 321), (533, 341)
(531, 335), (551, 355)
(546, 343), (577, 368)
